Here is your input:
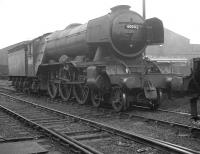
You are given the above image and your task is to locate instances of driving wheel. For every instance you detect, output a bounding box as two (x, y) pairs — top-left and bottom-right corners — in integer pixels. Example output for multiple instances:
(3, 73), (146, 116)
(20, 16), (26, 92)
(73, 84), (90, 104)
(59, 68), (72, 101)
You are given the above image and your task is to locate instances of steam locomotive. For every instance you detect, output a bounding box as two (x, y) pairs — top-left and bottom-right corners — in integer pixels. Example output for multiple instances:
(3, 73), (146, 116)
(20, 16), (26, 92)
(9, 5), (167, 111)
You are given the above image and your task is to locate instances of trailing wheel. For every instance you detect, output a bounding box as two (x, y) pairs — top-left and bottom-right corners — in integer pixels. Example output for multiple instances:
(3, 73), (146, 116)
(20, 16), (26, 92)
(91, 89), (104, 108)
(47, 71), (58, 99)
(47, 81), (58, 99)
(73, 84), (90, 104)
(59, 69), (72, 101)
(111, 86), (127, 112)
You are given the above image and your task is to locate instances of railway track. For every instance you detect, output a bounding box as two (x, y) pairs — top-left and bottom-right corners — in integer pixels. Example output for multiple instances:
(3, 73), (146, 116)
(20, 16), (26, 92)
(0, 108), (43, 142)
(0, 92), (199, 153)
(1, 87), (200, 136)
(0, 85), (198, 117)
(0, 102), (84, 154)
(132, 104), (197, 116)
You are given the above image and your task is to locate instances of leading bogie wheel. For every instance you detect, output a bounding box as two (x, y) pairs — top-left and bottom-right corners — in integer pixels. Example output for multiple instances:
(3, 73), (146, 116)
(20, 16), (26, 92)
(111, 86), (127, 112)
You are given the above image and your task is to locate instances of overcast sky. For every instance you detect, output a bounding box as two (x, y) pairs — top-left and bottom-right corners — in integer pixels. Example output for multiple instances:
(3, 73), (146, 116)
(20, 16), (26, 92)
(0, 0), (200, 49)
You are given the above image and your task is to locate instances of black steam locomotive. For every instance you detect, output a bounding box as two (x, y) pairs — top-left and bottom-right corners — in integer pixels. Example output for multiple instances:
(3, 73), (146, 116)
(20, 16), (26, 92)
(9, 5), (167, 111)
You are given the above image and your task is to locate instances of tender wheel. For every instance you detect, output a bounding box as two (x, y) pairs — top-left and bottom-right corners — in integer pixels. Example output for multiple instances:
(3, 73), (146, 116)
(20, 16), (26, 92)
(19, 79), (24, 91)
(73, 84), (90, 104)
(111, 86), (127, 112)
(91, 89), (104, 108)
(11, 78), (15, 86)
(15, 78), (20, 91)
(22, 80), (28, 93)
(149, 100), (159, 110)
(23, 80), (31, 94)
(12, 78), (17, 87)
(59, 69), (72, 101)
(25, 81), (31, 95)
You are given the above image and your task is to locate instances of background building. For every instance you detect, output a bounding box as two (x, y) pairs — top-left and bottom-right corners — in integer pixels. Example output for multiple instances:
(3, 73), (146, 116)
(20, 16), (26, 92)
(146, 28), (200, 59)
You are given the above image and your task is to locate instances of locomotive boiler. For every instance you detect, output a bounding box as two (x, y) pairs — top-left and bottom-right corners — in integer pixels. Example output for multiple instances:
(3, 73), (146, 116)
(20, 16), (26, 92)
(9, 5), (166, 111)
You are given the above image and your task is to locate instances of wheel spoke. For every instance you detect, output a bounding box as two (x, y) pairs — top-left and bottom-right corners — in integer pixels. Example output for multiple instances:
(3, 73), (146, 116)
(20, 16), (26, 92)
(73, 84), (90, 104)
(47, 70), (59, 99)
(59, 83), (71, 101)
(111, 86), (127, 112)
(59, 68), (72, 101)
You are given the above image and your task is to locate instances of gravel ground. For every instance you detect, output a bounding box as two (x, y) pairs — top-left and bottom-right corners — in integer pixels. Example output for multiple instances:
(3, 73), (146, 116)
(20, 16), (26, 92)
(0, 111), (41, 139)
(160, 93), (200, 114)
(1, 79), (200, 114)
(83, 136), (162, 154)
(0, 110), (73, 154)
(0, 97), (164, 154)
(3, 94), (199, 151)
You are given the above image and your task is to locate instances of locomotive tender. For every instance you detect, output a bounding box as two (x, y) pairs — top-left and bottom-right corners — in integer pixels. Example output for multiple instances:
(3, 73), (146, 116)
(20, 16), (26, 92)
(9, 5), (166, 111)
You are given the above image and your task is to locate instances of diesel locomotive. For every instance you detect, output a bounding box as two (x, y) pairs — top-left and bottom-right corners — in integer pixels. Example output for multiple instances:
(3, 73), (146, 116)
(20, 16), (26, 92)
(9, 5), (167, 111)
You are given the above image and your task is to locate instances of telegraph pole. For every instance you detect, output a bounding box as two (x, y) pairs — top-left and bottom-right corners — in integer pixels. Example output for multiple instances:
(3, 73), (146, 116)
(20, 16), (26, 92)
(143, 0), (146, 57)
(143, 0), (146, 19)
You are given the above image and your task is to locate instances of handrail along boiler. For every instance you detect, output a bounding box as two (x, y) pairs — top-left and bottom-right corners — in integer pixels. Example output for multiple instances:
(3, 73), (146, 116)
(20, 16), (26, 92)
(8, 5), (165, 111)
